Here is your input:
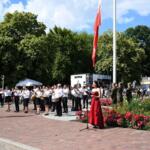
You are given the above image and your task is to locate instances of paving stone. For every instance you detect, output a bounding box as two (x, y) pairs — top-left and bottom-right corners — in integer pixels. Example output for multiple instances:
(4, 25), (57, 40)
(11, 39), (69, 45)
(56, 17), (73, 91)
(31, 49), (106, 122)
(0, 104), (150, 150)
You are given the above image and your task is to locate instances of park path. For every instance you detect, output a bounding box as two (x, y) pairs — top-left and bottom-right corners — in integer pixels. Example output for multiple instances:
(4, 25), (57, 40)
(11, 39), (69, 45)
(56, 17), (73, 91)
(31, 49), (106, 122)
(0, 106), (150, 150)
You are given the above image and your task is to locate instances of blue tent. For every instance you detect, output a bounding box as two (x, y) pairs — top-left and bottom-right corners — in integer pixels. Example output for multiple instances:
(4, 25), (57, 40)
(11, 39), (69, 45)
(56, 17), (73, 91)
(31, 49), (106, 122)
(16, 78), (42, 87)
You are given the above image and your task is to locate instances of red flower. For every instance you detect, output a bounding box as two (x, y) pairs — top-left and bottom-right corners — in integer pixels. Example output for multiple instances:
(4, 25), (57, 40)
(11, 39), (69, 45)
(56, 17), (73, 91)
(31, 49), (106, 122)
(133, 114), (140, 121)
(125, 112), (132, 121)
(117, 118), (123, 126)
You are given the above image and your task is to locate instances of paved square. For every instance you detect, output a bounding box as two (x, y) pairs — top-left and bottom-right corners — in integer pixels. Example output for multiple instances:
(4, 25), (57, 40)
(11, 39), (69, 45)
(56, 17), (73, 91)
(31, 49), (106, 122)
(0, 104), (150, 150)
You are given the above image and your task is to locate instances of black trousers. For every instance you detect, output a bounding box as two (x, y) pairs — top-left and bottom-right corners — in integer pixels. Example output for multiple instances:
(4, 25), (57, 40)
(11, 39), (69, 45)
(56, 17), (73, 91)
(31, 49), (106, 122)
(0, 95), (4, 107)
(56, 98), (62, 116)
(83, 95), (88, 108)
(40, 100), (45, 111)
(62, 97), (68, 113)
(71, 96), (75, 111)
(49, 96), (52, 109)
(14, 96), (19, 112)
(75, 97), (82, 111)
(51, 101), (56, 112)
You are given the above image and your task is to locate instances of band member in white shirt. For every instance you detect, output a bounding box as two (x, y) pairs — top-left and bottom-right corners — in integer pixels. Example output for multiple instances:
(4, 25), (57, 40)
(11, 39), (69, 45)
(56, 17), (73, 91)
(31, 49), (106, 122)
(22, 87), (30, 113)
(51, 85), (57, 112)
(0, 88), (4, 107)
(4, 87), (12, 112)
(62, 85), (69, 113)
(48, 87), (52, 109)
(55, 84), (63, 116)
(43, 87), (50, 115)
(71, 86), (76, 111)
(13, 87), (21, 112)
(35, 87), (42, 115)
(74, 84), (82, 111)
(82, 85), (89, 109)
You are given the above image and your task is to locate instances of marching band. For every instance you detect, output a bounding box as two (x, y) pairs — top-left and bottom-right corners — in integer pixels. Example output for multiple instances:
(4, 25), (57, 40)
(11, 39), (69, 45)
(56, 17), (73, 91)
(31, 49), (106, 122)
(0, 84), (91, 116)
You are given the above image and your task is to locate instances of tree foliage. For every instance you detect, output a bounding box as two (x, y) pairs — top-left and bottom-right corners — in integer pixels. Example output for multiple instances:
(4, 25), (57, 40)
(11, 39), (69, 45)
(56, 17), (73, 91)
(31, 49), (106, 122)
(125, 25), (150, 76)
(96, 31), (145, 83)
(0, 12), (149, 86)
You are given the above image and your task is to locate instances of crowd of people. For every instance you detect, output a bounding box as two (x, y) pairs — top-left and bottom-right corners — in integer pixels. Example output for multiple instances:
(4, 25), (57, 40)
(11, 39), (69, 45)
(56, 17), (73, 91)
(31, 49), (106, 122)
(0, 84), (93, 116)
(0, 81), (148, 130)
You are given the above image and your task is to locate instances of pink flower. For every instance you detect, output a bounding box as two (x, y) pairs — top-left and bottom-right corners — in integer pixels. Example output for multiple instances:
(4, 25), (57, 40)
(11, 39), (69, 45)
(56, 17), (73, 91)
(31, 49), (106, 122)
(125, 112), (132, 121)
(133, 114), (140, 121)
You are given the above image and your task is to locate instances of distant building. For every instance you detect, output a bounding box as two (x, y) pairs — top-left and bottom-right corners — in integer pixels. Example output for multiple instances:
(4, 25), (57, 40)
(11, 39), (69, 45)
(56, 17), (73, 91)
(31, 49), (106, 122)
(141, 77), (150, 89)
(70, 73), (111, 87)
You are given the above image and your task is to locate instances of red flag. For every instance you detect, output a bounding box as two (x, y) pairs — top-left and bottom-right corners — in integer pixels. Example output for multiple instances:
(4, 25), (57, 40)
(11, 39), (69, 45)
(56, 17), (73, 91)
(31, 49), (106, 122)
(92, 1), (101, 67)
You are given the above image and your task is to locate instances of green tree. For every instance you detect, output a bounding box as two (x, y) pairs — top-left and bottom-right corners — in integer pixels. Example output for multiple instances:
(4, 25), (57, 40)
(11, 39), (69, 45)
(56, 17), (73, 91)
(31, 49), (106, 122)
(47, 27), (93, 83)
(0, 11), (46, 86)
(18, 35), (50, 84)
(96, 31), (145, 83)
(125, 25), (150, 76)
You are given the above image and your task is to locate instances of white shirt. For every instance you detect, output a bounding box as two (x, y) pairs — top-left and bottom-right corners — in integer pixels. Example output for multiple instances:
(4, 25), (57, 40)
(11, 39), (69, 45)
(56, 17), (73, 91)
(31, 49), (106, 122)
(14, 90), (21, 97)
(71, 89), (77, 97)
(82, 88), (88, 96)
(4, 90), (12, 97)
(52, 89), (56, 101)
(63, 88), (69, 97)
(22, 90), (30, 99)
(76, 88), (83, 98)
(43, 89), (50, 97)
(55, 88), (63, 99)
(36, 90), (42, 98)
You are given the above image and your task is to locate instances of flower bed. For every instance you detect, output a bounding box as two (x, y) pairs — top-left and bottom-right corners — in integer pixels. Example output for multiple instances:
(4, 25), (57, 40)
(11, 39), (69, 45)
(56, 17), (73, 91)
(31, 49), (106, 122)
(100, 98), (112, 106)
(76, 108), (150, 130)
(103, 108), (150, 130)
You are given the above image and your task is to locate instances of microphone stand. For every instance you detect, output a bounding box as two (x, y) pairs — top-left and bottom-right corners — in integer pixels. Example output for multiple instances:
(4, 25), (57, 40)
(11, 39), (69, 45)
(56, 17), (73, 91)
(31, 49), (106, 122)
(80, 93), (90, 131)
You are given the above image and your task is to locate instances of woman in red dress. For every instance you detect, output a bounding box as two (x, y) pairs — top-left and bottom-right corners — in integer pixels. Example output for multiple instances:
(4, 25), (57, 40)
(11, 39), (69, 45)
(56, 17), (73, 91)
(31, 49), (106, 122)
(89, 81), (104, 129)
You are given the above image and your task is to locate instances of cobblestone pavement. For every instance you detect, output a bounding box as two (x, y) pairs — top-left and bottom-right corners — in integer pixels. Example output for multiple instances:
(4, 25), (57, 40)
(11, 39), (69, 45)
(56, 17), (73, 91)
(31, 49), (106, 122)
(0, 105), (150, 150)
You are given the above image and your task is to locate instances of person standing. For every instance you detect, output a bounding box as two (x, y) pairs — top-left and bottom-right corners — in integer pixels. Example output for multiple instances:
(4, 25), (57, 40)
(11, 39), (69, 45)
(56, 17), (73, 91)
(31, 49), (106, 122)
(74, 84), (82, 111)
(13, 87), (21, 112)
(111, 83), (118, 106)
(89, 81), (104, 129)
(71, 86), (76, 111)
(35, 87), (42, 115)
(62, 85), (69, 113)
(55, 84), (63, 116)
(43, 87), (50, 115)
(4, 87), (12, 112)
(51, 85), (57, 112)
(126, 83), (133, 103)
(117, 82), (124, 106)
(82, 85), (89, 109)
(0, 88), (4, 107)
(22, 87), (30, 113)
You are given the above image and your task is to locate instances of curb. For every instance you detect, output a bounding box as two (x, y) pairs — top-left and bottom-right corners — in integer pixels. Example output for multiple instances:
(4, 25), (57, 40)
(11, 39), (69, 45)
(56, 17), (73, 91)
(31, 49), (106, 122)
(0, 138), (40, 150)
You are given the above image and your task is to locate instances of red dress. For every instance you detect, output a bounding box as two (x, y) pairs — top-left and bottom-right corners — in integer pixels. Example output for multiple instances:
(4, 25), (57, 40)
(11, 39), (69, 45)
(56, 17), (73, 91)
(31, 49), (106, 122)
(89, 91), (104, 128)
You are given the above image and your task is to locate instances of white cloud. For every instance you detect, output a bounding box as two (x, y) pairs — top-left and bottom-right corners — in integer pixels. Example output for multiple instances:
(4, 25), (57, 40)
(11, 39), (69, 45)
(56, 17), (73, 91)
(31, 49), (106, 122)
(0, 0), (150, 31)
(116, 0), (150, 24)
(3, 1), (25, 14)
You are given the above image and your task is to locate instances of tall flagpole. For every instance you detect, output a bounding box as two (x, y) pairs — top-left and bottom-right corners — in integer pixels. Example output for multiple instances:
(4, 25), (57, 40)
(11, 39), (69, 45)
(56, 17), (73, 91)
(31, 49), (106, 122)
(113, 0), (117, 83)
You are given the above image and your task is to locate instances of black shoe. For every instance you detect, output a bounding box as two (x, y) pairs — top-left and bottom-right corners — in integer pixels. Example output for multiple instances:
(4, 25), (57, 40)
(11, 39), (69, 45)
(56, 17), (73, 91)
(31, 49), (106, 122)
(44, 113), (49, 116)
(24, 111), (28, 113)
(93, 126), (98, 129)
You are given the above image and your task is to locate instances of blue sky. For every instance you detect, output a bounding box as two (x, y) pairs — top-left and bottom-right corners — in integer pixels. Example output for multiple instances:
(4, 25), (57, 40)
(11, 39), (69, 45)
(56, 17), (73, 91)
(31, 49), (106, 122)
(0, 0), (150, 33)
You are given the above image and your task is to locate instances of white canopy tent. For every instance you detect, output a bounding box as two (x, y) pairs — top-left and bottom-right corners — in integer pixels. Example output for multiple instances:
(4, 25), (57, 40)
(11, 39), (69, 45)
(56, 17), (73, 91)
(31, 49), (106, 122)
(16, 78), (43, 87)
